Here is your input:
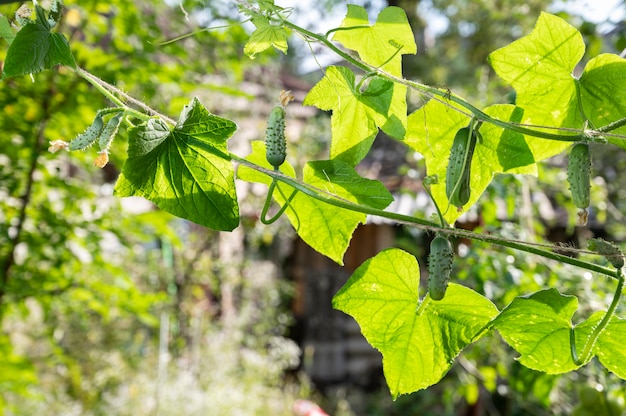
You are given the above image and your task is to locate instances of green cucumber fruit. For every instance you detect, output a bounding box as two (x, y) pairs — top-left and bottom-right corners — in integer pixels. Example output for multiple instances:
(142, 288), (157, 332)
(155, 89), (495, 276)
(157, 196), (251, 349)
(428, 235), (454, 301)
(446, 127), (477, 209)
(265, 106), (286, 169)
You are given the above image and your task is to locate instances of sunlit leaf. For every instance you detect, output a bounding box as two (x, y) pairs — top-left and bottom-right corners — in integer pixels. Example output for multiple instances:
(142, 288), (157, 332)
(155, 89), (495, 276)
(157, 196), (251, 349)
(488, 12), (584, 145)
(333, 249), (498, 397)
(332, 5), (416, 75)
(243, 16), (289, 58)
(2, 5), (75, 79)
(495, 289), (626, 378)
(304, 66), (403, 165)
(579, 54), (626, 148)
(114, 98), (239, 231)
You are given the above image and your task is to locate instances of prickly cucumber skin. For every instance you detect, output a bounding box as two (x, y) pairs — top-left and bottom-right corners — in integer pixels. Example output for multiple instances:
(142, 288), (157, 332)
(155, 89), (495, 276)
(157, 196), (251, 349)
(265, 106), (286, 169)
(446, 127), (477, 208)
(567, 143), (591, 225)
(69, 115), (104, 151)
(428, 235), (454, 301)
(98, 114), (123, 151)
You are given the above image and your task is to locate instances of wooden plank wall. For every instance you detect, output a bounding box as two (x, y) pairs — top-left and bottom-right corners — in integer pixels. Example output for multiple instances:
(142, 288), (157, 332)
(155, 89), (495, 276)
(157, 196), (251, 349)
(289, 224), (395, 388)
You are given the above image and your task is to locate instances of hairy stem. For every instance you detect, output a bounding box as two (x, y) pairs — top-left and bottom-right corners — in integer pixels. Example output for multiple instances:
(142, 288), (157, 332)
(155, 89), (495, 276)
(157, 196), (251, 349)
(76, 68), (175, 124)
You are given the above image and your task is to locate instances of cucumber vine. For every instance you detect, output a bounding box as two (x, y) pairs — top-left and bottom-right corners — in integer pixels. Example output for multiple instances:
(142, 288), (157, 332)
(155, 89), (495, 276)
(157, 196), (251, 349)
(4, 0), (626, 399)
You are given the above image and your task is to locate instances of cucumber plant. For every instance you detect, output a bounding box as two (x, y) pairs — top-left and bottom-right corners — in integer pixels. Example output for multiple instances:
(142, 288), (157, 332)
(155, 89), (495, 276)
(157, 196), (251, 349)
(6, 0), (626, 404)
(261, 96), (297, 225)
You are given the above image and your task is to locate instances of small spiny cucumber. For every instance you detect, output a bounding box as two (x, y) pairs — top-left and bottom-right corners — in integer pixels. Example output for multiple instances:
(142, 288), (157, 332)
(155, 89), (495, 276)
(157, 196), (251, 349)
(446, 127), (477, 209)
(69, 114), (104, 151)
(428, 235), (454, 301)
(98, 113), (123, 152)
(567, 142), (591, 226)
(265, 106), (286, 169)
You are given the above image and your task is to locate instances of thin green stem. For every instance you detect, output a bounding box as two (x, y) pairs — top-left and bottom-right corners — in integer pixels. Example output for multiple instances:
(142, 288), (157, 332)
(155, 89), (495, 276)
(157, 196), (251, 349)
(76, 67), (175, 124)
(281, 20), (600, 143)
(152, 21), (247, 46)
(229, 153), (617, 279)
(423, 179), (447, 229)
(325, 25), (371, 38)
(260, 176), (298, 225)
(571, 268), (624, 365)
(76, 67), (126, 108)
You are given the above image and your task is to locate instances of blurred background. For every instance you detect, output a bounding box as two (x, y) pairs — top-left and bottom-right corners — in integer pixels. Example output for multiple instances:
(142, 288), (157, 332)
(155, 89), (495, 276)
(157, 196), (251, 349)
(0, 0), (625, 414)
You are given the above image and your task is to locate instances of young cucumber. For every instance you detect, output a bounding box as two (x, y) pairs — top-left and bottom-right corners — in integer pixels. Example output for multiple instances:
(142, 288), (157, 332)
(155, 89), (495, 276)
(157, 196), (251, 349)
(265, 106), (286, 169)
(69, 114), (104, 151)
(428, 235), (454, 301)
(567, 142), (591, 226)
(446, 127), (477, 209)
(98, 113), (123, 152)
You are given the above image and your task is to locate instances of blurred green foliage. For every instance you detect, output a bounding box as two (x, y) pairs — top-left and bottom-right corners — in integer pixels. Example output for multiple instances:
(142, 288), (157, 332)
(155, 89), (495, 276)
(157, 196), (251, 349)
(0, 0), (304, 414)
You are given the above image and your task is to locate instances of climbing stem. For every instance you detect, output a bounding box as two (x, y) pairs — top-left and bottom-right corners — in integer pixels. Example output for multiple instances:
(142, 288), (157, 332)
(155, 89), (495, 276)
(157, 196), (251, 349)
(230, 153), (617, 280)
(76, 67), (174, 124)
(571, 268), (624, 365)
(423, 178), (447, 229)
(281, 21), (595, 143)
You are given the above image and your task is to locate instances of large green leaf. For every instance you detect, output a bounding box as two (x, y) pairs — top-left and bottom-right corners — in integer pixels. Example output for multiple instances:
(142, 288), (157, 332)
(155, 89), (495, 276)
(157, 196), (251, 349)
(333, 249), (498, 398)
(493, 289), (585, 373)
(406, 100), (536, 224)
(114, 97), (239, 231)
(332, 5), (416, 75)
(2, 5), (75, 79)
(488, 12), (583, 149)
(494, 289), (626, 378)
(579, 54), (626, 148)
(488, 13), (626, 155)
(304, 66), (401, 166)
(592, 313), (626, 379)
(304, 6), (415, 165)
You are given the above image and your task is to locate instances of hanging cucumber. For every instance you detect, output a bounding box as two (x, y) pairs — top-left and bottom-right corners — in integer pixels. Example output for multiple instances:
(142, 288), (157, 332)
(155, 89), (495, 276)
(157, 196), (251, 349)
(428, 235), (454, 301)
(265, 106), (287, 169)
(446, 126), (477, 209)
(567, 142), (591, 226)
